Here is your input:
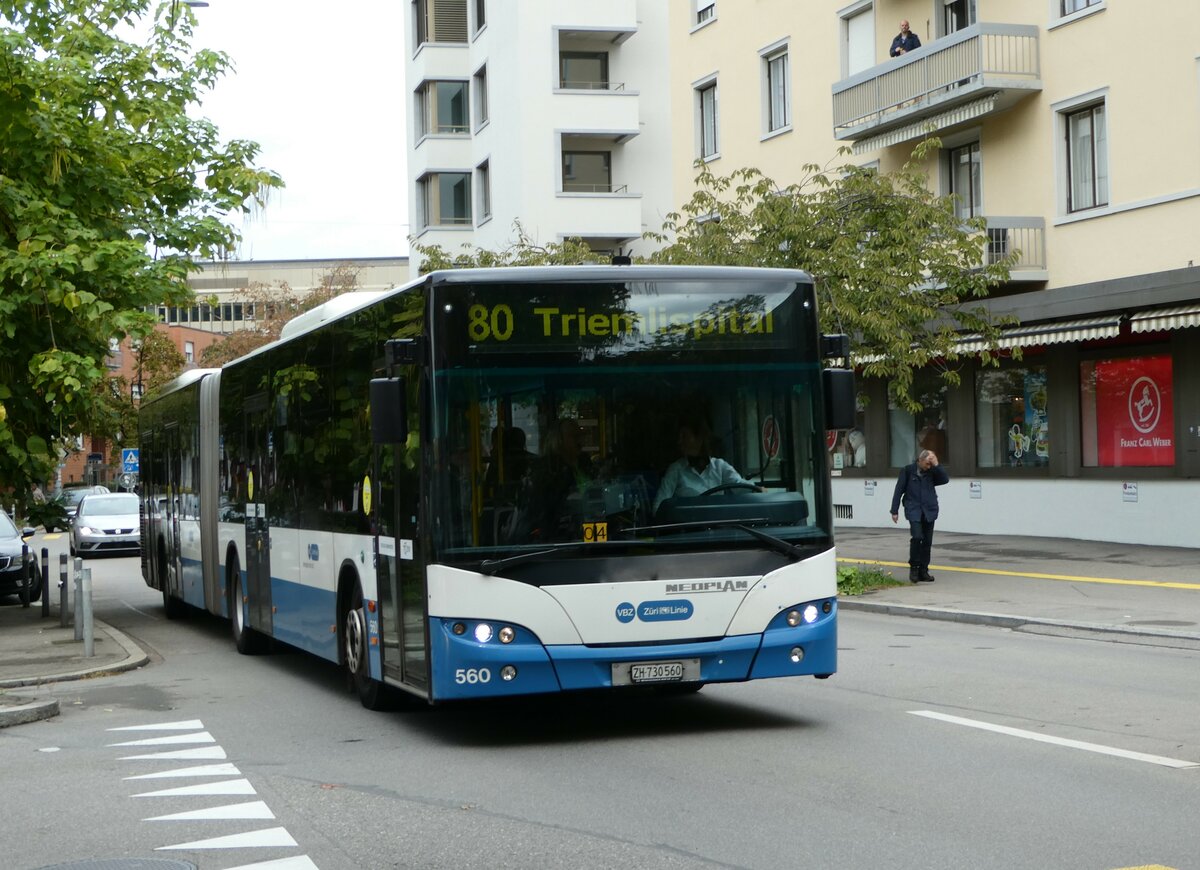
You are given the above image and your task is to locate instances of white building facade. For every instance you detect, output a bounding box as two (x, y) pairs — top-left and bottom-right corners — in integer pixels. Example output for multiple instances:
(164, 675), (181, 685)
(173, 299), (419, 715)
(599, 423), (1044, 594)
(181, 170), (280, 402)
(405, 0), (673, 274)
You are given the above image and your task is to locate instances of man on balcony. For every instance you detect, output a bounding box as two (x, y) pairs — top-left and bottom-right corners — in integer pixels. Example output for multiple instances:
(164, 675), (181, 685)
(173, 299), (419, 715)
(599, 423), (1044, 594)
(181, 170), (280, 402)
(890, 20), (922, 57)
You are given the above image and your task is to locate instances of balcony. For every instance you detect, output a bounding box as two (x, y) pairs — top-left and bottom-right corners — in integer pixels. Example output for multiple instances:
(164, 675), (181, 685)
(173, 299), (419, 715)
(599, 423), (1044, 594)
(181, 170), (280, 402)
(832, 23), (1040, 149)
(981, 217), (1047, 283)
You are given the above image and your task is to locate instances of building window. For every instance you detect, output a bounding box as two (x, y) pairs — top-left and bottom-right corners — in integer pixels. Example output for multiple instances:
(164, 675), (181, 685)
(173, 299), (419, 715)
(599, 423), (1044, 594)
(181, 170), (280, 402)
(1080, 354), (1175, 468)
(828, 403), (868, 471)
(942, 0), (976, 36)
(477, 160), (491, 220)
(948, 141), (981, 219)
(697, 80), (718, 159)
(1066, 103), (1108, 212)
(419, 172), (472, 227)
(975, 367), (1048, 468)
(1062, 0), (1101, 14)
(764, 48), (790, 133)
(417, 80), (469, 137)
(415, 0), (467, 46)
(562, 151), (611, 193)
(695, 1), (715, 25)
(131, 383), (144, 400)
(560, 51), (609, 90)
(184, 341), (195, 364)
(473, 0), (485, 32)
(473, 65), (488, 129)
(889, 371), (948, 467)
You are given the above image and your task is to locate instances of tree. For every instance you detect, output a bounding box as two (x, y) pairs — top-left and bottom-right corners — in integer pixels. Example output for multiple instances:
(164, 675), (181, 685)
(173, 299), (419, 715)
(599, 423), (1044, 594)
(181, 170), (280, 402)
(648, 141), (1017, 410)
(0, 0), (282, 504)
(199, 264), (362, 367)
(104, 329), (186, 460)
(413, 220), (610, 273)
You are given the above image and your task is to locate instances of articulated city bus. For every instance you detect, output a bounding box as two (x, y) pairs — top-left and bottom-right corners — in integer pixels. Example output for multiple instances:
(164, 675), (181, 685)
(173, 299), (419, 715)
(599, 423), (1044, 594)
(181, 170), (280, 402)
(139, 266), (854, 707)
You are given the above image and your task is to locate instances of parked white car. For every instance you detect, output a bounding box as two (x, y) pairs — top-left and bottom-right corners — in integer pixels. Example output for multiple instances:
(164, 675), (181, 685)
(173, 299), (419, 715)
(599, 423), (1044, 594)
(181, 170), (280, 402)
(70, 493), (140, 558)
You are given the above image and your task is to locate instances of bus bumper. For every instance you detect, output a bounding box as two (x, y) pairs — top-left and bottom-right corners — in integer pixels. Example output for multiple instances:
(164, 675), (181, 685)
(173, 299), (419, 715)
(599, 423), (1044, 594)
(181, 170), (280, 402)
(428, 599), (837, 701)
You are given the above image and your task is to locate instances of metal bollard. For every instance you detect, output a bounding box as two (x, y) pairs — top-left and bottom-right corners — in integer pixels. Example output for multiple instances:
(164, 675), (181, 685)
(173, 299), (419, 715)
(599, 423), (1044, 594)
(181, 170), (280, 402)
(59, 553), (69, 628)
(81, 567), (94, 658)
(73, 558), (83, 642)
(20, 543), (30, 608)
(41, 547), (50, 618)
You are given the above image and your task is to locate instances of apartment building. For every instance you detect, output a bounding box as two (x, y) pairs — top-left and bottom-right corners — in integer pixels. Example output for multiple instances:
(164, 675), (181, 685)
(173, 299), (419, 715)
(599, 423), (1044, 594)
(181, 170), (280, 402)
(670, 1), (1200, 547)
(405, 0), (673, 274)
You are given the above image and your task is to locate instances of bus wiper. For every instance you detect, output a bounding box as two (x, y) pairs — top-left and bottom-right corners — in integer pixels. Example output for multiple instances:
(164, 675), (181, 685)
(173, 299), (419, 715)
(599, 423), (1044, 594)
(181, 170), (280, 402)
(479, 542), (601, 575)
(624, 519), (805, 561)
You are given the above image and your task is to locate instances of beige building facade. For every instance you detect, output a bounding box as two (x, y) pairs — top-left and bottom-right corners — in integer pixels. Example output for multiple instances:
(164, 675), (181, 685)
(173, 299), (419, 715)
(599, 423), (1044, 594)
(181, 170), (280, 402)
(670, 1), (1200, 547)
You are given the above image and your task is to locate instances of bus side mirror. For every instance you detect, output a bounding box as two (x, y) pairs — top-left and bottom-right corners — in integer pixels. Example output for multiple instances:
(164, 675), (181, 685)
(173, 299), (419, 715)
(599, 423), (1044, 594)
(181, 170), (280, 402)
(370, 378), (408, 444)
(823, 369), (856, 431)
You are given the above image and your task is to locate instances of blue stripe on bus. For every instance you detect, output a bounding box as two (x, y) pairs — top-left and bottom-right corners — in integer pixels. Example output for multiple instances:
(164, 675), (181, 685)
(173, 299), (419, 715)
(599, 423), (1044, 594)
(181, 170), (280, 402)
(269, 579), (339, 663)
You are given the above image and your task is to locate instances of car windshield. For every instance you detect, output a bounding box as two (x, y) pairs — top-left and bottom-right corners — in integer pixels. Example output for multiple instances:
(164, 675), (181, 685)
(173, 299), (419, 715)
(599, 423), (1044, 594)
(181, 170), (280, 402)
(79, 495), (138, 517)
(62, 489), (91, 506)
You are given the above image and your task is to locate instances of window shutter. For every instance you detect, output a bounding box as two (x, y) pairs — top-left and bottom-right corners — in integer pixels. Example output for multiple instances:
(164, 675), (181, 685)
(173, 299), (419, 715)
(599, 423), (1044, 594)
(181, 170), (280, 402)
(433, 0), (468, 42)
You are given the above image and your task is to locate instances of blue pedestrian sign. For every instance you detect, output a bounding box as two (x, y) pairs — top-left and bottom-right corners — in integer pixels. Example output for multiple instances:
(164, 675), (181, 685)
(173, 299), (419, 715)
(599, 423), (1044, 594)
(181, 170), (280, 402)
(121, 448), (140, 474)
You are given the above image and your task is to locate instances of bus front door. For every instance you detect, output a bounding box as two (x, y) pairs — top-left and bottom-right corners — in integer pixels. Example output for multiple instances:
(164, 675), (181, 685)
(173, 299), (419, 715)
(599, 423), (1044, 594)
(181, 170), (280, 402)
(243, 395), (274, 636)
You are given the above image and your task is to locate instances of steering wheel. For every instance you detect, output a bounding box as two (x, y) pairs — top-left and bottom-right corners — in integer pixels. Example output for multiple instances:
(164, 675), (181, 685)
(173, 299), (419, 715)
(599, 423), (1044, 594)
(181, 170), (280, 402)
(699, 482), (760, 497)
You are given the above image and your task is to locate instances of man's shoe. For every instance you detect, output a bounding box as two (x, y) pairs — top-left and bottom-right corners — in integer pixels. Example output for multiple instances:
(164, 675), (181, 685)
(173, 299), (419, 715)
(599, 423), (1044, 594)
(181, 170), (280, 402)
(918, 570), (935, 582)
(909, 567), (920, 584)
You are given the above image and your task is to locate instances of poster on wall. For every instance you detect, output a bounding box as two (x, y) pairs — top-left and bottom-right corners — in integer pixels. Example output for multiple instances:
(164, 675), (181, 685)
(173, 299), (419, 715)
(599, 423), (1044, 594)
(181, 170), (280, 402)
(1096, 355), (1174, 467)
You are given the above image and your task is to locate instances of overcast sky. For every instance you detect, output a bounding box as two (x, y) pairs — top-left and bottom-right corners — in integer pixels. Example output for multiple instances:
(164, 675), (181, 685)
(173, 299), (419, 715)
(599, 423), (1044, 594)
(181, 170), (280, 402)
(189, 1), (410, 262)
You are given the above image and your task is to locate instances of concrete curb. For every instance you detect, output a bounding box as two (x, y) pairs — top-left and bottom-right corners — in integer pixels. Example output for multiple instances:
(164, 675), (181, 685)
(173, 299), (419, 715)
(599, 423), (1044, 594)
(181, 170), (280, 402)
(840, 599), (1200, 648)
(0, 695), (60, 727)
(0, 620), (150, 690)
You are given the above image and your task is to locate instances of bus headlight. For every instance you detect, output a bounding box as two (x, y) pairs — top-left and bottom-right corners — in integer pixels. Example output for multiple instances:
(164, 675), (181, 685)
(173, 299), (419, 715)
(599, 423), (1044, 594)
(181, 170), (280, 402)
(473, 623), (493, 644)
(790, 647), (805, 663)
(498, 626), (515, 644)
(501, 665), (518, 681)
(786, 609), (802, 626)
(803, 604), (819, 624)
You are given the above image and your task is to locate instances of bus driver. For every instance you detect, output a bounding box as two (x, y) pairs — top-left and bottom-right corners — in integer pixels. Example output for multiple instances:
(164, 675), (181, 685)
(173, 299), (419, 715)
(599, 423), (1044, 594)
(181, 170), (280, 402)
(653, 418), (760, 513)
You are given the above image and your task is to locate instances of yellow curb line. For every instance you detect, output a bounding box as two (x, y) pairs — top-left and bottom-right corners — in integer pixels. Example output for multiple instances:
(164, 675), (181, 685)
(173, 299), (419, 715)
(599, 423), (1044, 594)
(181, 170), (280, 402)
(837, 557), (1200, 591)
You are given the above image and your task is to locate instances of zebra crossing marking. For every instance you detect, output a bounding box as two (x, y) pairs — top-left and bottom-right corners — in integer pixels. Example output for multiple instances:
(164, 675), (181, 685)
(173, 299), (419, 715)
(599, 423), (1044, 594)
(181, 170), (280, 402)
(108, 718), (318, 867)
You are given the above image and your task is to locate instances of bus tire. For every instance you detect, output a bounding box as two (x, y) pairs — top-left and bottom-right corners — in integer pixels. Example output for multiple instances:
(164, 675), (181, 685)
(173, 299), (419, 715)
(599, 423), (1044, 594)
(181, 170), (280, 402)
(343, 579), (395, 711)
(229, 557), (264, 655)
(158, 538), (185, 620)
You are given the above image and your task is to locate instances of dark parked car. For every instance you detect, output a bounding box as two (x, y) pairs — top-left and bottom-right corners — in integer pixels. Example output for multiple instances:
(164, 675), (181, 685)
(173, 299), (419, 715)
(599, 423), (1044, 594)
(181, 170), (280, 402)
(0, 511), (41, 601)
(70, 492), (140, 558)
(45, 484), (110, 533)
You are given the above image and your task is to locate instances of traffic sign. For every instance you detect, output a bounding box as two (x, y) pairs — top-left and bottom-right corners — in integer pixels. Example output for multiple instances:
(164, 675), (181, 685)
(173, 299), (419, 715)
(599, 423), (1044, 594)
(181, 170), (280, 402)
(121, 448), (140, 474)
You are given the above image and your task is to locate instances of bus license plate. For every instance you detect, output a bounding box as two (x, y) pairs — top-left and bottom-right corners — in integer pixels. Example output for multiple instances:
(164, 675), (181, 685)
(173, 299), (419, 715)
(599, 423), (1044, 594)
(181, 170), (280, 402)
(631, 662), (683, 683)
(612, 658), (700, 686)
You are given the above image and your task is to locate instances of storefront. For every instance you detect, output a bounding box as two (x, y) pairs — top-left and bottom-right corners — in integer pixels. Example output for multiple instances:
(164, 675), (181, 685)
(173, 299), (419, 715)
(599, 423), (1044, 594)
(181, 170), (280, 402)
(829, 315), (1200, 548)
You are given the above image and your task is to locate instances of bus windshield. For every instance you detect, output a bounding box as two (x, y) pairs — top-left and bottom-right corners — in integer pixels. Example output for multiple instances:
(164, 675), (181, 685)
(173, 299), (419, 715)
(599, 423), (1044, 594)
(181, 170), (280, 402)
(429, 278), (831, 564)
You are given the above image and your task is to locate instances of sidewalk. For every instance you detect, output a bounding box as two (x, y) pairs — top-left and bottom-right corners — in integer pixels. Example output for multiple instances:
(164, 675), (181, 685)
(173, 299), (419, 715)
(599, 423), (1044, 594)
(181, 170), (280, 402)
(835, 527), (1200, 648)
(0, 596), (148, 727)
(2, 529), (1198, 726)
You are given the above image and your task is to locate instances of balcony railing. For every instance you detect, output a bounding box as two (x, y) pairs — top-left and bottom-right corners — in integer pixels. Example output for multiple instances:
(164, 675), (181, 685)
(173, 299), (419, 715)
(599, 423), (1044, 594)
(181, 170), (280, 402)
(981, 216), (1046, 281)
(559, 80), (627, 92)
(562, 182), (629, 194)
(832, 23), (1040, 142)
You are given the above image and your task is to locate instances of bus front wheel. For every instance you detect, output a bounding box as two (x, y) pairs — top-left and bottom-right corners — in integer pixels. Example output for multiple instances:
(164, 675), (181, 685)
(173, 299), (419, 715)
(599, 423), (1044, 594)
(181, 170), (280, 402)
(343, 580), (394, 711)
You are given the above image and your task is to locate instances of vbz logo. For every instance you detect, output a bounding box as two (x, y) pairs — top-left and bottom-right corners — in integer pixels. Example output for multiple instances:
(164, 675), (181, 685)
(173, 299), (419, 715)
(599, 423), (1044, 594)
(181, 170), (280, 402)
(615, 602), (636, 624)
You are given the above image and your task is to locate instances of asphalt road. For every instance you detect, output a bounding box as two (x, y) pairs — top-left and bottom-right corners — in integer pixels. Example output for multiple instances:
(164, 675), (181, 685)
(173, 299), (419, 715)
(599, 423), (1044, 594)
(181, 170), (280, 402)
(2, 546), (1197, 870)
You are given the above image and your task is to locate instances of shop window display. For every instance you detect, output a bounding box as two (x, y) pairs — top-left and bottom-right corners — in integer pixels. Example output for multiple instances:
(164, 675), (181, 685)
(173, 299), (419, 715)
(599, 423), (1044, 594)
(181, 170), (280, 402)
(889, 372), (948, 467)
(828, 400), (867, 471)
(975, 367), (1049, 468)
(1080, 354), (1174, 468)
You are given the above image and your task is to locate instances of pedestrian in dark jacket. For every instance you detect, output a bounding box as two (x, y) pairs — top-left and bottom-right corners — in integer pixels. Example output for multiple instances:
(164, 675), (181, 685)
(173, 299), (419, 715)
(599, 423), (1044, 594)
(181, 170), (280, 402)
(890, 20), (922, 57)
(890, 449), (948, 583)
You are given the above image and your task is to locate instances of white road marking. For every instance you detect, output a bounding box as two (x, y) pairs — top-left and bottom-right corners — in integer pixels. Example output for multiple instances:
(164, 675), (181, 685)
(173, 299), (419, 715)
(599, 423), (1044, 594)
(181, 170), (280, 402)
(134, 778), (257, 798)
(109, 719), (205, 731)
(144, 800), (275, 822)
(910, 710), (1200, 769)
(125, 763), (242, 780)
(120, 746), (228, 761)
(110, 731), (216, 747)
(224, 858), (321, 870)
(157, 826), (299, 850)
